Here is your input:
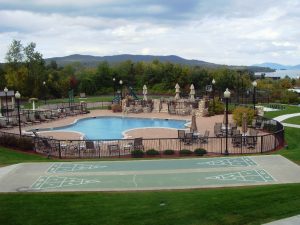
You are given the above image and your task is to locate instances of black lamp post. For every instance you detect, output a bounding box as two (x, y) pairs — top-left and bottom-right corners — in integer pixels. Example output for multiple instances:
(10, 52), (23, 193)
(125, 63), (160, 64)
(113, 77), (116, 97)
(43, 81), (47, 104)
(224, 88), (231, 155)
(212, 79), (216, 113)
(119, 80), (123, 100)
(15, 91), (21, 136)
(252, 80), (257, 112)
(4, 87), (9, 124)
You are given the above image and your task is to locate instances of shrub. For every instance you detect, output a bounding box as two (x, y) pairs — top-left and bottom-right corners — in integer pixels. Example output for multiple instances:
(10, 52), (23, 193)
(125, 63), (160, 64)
(179, 149), (193, 155)
(146, 149), (160, 156)
(194, 148), (207, 156)
(111, 104), (122, 112)
(163, 149), (175, 155)
(131, 149), (144, 158)
(208, 97), (225, 116)
(0, 134), (34, 151)
(232, 107), (255, 126)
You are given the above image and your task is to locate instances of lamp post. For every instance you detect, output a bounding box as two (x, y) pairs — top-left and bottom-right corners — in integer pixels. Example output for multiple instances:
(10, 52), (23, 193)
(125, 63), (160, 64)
(212, 79), (216, 113)
(113, 77), (116, 97)
(119, 80), (123, 100)
(15, 91), (21, 136)
(43, 81), (47, 104)
(252, 80), (257, 112)
(224, 88), (231, 155)
(4, 87), (9, 124)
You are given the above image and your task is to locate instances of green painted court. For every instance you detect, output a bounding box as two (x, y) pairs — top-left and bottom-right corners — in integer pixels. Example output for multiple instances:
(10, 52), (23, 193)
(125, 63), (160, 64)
(0, 155), (300, 192)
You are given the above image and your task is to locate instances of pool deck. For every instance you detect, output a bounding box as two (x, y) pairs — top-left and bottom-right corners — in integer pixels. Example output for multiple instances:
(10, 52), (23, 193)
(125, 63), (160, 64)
(4, 110), (233, 140)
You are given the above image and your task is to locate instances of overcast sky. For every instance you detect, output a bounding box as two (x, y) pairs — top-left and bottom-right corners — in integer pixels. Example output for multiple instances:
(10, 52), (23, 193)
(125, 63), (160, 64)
(1, 0), (300, 65)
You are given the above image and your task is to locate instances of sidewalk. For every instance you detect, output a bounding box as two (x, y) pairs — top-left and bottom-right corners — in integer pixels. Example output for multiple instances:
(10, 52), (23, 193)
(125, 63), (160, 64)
(263, 215), (300, 225)
(273, 113), (300, 128)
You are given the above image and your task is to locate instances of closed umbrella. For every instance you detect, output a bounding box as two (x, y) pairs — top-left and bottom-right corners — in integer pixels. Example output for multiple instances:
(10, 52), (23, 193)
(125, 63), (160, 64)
(190, 84), (195, 101)
(143, 85), (147, 101)
(242, 113), (248, 135)
(190, 110), (198, 133)
(175, 83), (180, 100)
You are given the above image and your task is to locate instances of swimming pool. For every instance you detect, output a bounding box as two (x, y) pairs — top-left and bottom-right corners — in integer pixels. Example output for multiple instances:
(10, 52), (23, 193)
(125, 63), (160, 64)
(48, 116), (187, 139)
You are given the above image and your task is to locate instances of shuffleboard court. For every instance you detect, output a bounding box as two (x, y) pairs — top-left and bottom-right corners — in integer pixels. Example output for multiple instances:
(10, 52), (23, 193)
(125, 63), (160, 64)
(0, 155), (300, 192)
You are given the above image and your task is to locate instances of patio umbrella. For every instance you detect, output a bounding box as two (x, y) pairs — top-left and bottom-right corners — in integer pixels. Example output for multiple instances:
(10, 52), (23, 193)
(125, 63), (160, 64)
(143, 85), (148, 101)
(242, 113), (248, 135)
(190, 110), (198, 133)
(223, 110), (227, 125)
(190, 84), (195, 101)
(175, 83), (180, 100)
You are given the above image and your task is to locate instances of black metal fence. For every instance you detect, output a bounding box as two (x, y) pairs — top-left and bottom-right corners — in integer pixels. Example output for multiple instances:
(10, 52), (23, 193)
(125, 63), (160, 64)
(0, 115), (284, 159)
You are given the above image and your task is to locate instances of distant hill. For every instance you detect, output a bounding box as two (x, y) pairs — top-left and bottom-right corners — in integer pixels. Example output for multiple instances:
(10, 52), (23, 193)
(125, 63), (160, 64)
(45, 54), (274, 72)
(253, 62), (300, 70)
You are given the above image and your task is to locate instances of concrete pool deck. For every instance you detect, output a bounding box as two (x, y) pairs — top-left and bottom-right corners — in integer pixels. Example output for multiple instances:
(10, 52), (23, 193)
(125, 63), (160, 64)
(0, 155), (299, 192)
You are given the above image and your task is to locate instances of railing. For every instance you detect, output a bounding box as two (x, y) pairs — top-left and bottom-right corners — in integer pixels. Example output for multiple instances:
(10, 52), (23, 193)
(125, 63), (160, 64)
(0, 116), (284, 159)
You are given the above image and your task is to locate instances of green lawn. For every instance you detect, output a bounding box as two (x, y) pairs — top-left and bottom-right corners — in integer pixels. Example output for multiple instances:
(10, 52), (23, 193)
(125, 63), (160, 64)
(264, 105), (300, 119)
(1, 184), (300, 225)
(0, 147), (54, 167)
(283, 116), (300, 125)
(1, 104), (300, 225)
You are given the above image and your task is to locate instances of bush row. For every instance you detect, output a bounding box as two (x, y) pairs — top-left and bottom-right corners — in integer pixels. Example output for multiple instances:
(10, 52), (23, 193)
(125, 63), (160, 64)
(0, 134), (34, 151)
(131, 148), (207, 158)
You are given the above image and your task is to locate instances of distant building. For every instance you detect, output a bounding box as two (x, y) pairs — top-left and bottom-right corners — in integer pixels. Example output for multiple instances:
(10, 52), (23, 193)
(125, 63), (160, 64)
(288, 87), (300, 94)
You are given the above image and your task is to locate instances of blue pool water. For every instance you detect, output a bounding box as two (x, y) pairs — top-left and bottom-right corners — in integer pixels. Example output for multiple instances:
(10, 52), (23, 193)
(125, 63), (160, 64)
(50, 116), (187, 139)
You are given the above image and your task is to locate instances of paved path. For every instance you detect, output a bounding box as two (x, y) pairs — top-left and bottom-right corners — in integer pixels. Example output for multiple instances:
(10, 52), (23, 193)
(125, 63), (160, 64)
(263, 215), (300, 225)
(0, 155), (299, 192)
(273, 112), (300, 128)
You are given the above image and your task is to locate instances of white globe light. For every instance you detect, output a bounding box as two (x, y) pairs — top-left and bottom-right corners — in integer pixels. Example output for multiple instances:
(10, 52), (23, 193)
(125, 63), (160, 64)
(224, 88), (231, 98)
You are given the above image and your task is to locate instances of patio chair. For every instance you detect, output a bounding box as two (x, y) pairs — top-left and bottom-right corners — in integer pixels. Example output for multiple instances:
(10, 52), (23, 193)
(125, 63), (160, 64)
(184, 132), (193, 145)
(133, 138), (144, 150)
(168, 105), (176, 114)
(246, 136), (256, 149)
(232, 134), (242, 147)
(200, 130), (210, 144)
(249, 128), (258, 143)
(214, 124), (223, 137)
(178, 130), (186, 142)
(83, 141), (98, 155)
(108, 144), (120, 155)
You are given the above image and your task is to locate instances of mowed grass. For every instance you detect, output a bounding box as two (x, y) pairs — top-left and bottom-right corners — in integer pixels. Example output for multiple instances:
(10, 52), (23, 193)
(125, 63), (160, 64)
(1, 184), (300, 225)
(263, 105), (300, 119)
(0, 104), (300, 225)
(283, 116), (300, 125)
(0, 147), (54, 167)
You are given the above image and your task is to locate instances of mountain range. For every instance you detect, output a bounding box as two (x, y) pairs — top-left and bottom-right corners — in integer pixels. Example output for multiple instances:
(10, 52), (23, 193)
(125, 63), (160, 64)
(45, 54), (274, 72)
(252, 62), (300, 70)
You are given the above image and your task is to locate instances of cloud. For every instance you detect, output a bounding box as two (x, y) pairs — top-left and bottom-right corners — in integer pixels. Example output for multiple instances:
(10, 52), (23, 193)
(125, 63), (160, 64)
(0, 0), (300, 65)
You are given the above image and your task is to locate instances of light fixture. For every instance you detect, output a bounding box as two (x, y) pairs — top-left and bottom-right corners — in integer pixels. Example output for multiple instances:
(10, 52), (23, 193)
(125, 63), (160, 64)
(224, 88), (231, 98)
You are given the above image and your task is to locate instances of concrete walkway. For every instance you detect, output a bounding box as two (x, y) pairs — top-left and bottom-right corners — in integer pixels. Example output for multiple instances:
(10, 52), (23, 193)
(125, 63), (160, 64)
(273, 112), (300, 128)
(263, 215), (300, 225)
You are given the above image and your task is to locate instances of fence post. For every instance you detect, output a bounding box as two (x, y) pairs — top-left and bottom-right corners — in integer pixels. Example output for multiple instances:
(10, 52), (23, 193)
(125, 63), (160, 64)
(220, 137), (223, 154)
(58, 140), (62, 159)
(261, 136), (263, 153)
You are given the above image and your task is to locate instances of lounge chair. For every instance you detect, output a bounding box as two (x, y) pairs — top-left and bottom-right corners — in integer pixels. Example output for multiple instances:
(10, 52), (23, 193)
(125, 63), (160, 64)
(20, 115), (33, 126)
(0, 119), (13, 129)
(28, 114), (41, 124)
(83, 141), (98, 155)
(39, 114), (52, 122)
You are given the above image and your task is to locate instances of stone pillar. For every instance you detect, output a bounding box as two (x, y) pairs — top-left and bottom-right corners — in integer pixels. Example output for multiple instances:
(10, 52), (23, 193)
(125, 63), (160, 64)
(152, 99), (161, 113)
